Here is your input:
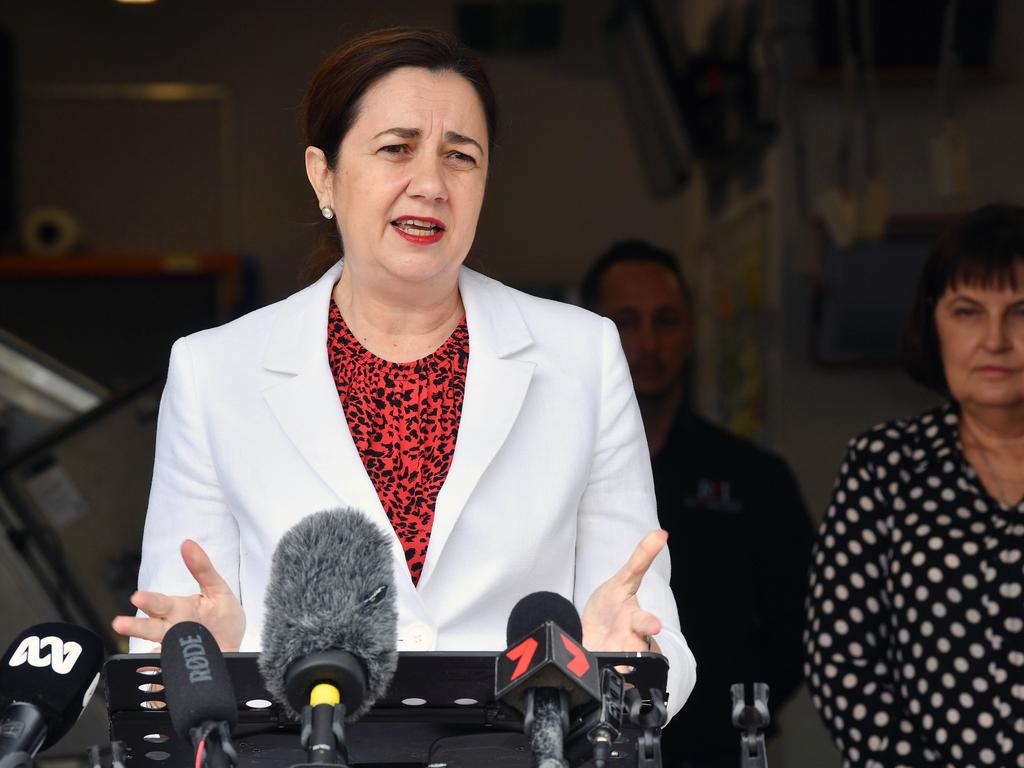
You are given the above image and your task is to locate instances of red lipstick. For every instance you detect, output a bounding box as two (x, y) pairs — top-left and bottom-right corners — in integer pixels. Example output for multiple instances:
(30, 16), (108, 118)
(390, 216), (446, 245)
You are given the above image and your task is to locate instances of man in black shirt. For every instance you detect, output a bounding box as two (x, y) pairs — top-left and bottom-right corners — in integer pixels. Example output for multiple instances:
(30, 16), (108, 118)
(582, 241), (814, 768)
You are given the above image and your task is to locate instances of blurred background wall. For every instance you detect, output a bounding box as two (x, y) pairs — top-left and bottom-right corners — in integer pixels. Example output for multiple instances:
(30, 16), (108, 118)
(2, 1), (1023, 765)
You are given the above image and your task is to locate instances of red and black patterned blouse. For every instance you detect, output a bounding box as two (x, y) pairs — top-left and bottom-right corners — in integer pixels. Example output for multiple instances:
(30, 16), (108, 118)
(327, 300), (469, 585)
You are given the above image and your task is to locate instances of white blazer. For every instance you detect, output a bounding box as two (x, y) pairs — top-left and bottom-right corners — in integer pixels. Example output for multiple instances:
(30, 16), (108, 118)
(134, 260), (696, 717)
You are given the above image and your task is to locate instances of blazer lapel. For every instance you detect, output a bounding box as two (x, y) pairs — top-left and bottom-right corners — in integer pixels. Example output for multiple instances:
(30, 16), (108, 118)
(260, 263), (420, 604)
(418, 268), (535, 589)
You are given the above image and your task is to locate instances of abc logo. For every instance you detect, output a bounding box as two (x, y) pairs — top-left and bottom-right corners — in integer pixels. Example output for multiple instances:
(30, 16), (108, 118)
(8, 636), (83, 675)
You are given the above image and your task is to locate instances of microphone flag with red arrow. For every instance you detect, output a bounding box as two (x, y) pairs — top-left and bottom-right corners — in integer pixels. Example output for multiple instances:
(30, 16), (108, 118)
(496, 621), (602, 714)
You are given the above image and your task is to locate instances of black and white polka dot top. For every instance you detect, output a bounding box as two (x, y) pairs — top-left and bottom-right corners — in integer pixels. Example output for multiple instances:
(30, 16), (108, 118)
(805, 403), (1024, 768)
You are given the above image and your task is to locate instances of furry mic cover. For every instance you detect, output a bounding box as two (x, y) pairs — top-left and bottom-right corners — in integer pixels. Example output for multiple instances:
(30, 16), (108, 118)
(259, 508), (398, 720)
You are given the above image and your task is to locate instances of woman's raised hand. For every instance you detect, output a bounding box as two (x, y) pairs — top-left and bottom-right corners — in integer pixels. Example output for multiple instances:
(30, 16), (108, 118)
(111, 539), (245, 652)
(581, 530), (667, 654)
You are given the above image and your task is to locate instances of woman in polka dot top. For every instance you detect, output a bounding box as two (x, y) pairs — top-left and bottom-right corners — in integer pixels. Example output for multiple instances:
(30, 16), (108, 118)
(805, 205), (1024, 767)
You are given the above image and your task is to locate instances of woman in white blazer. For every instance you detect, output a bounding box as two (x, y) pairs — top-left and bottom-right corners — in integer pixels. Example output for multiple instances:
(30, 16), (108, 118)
(112, 27), (695, 717)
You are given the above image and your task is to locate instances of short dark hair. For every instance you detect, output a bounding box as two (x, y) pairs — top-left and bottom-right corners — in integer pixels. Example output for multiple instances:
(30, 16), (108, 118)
(302, 27), (498, 283)
(905, 203), (1024, 394)
(581, 240), (691, 311)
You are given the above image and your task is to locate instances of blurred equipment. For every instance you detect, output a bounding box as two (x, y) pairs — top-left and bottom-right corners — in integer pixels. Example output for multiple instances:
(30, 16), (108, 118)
(0, 376), (162, 651)
(0, 252), (247, 390)
(0, 622), (105, 759)
(0, 329), (107, 463)
(21, 207), (82, 256)
(815, 0), (889, 247)
(0, 26), (13, 250)
(929, 0), (972, 201)
(606, 0), (692, 196)
(731, 682), (769, 768)
(814, 0), (860, 248)
(812, 0), (996, 73)
(606, 0), (779, 197)
(855, 0), (888, 240)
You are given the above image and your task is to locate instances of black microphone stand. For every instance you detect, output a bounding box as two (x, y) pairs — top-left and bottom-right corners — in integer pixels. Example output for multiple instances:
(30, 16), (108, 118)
(523, 688), (570, 768)
(730, 682), (770, 768)
(565, 667), (627, 768)
(286, 650), (366, 768)
(297, 701), (348, 767)
(626, 686), (668, 768)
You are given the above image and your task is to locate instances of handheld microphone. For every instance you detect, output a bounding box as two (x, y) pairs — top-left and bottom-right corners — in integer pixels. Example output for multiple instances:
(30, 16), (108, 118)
(259, 508), (398, 767)
(0, 623), (104, 758)
(496, 592), (602, 768)
(160, 622), (238, 768)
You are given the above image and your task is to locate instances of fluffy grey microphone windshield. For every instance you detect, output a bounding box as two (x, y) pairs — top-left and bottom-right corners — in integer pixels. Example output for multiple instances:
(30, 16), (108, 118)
(259, 508), (398, 720)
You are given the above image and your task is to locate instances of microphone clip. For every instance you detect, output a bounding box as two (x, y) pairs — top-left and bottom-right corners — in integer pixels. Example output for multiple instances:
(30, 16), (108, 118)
(730, 682), (770, 768)
(624, 686), (667, 768)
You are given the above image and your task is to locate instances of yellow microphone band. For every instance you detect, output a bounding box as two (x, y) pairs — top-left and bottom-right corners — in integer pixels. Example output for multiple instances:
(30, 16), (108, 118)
(310, 683), (340, 707)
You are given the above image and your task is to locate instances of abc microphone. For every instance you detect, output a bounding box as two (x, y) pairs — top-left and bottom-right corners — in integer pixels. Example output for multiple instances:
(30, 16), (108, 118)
(496, 592), (602, 768)
(0, 623), (104, 761)
(160, 622), (238, 768)
(259, 508), (398, 767)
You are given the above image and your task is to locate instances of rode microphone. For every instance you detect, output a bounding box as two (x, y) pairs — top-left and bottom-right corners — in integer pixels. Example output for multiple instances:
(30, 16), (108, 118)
(160, 622), (238, 768)
(0, 623), (104, 758)
(259, 508), (397, 767)
(496, 592), (602, 768)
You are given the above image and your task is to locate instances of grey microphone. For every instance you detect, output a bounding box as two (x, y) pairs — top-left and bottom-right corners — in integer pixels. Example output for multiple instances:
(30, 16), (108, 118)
(259, 508), (398, 766)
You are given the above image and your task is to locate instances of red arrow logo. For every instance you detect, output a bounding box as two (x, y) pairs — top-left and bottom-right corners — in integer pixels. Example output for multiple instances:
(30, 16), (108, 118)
(560, 633), (590, 677)
(506, 637), (539, 681)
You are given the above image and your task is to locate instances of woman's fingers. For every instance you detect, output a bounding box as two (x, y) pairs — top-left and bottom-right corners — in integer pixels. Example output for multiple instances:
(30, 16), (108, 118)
(181, 539), (232, 597)
(111, 615), (166, 643)
(630, 608), (662, 639)
(614, 530), (668, 595)
(130, 590), (179, 619)
(110, 541), (241, 648)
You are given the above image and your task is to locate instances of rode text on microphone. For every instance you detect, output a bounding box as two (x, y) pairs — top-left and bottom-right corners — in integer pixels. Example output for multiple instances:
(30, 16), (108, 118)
(160, 622), (239, 768)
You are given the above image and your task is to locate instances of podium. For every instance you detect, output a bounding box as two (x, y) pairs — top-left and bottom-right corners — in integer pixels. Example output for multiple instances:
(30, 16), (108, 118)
(104, 651), (668, 768)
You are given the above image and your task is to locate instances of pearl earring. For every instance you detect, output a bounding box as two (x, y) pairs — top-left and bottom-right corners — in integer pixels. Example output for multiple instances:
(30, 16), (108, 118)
(321, 206), (334, 220)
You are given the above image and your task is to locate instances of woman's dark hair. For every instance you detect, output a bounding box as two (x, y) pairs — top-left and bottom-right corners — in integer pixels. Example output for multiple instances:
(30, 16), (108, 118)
(905, 203), (1024, 394)
(301, 27), (498, 283)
